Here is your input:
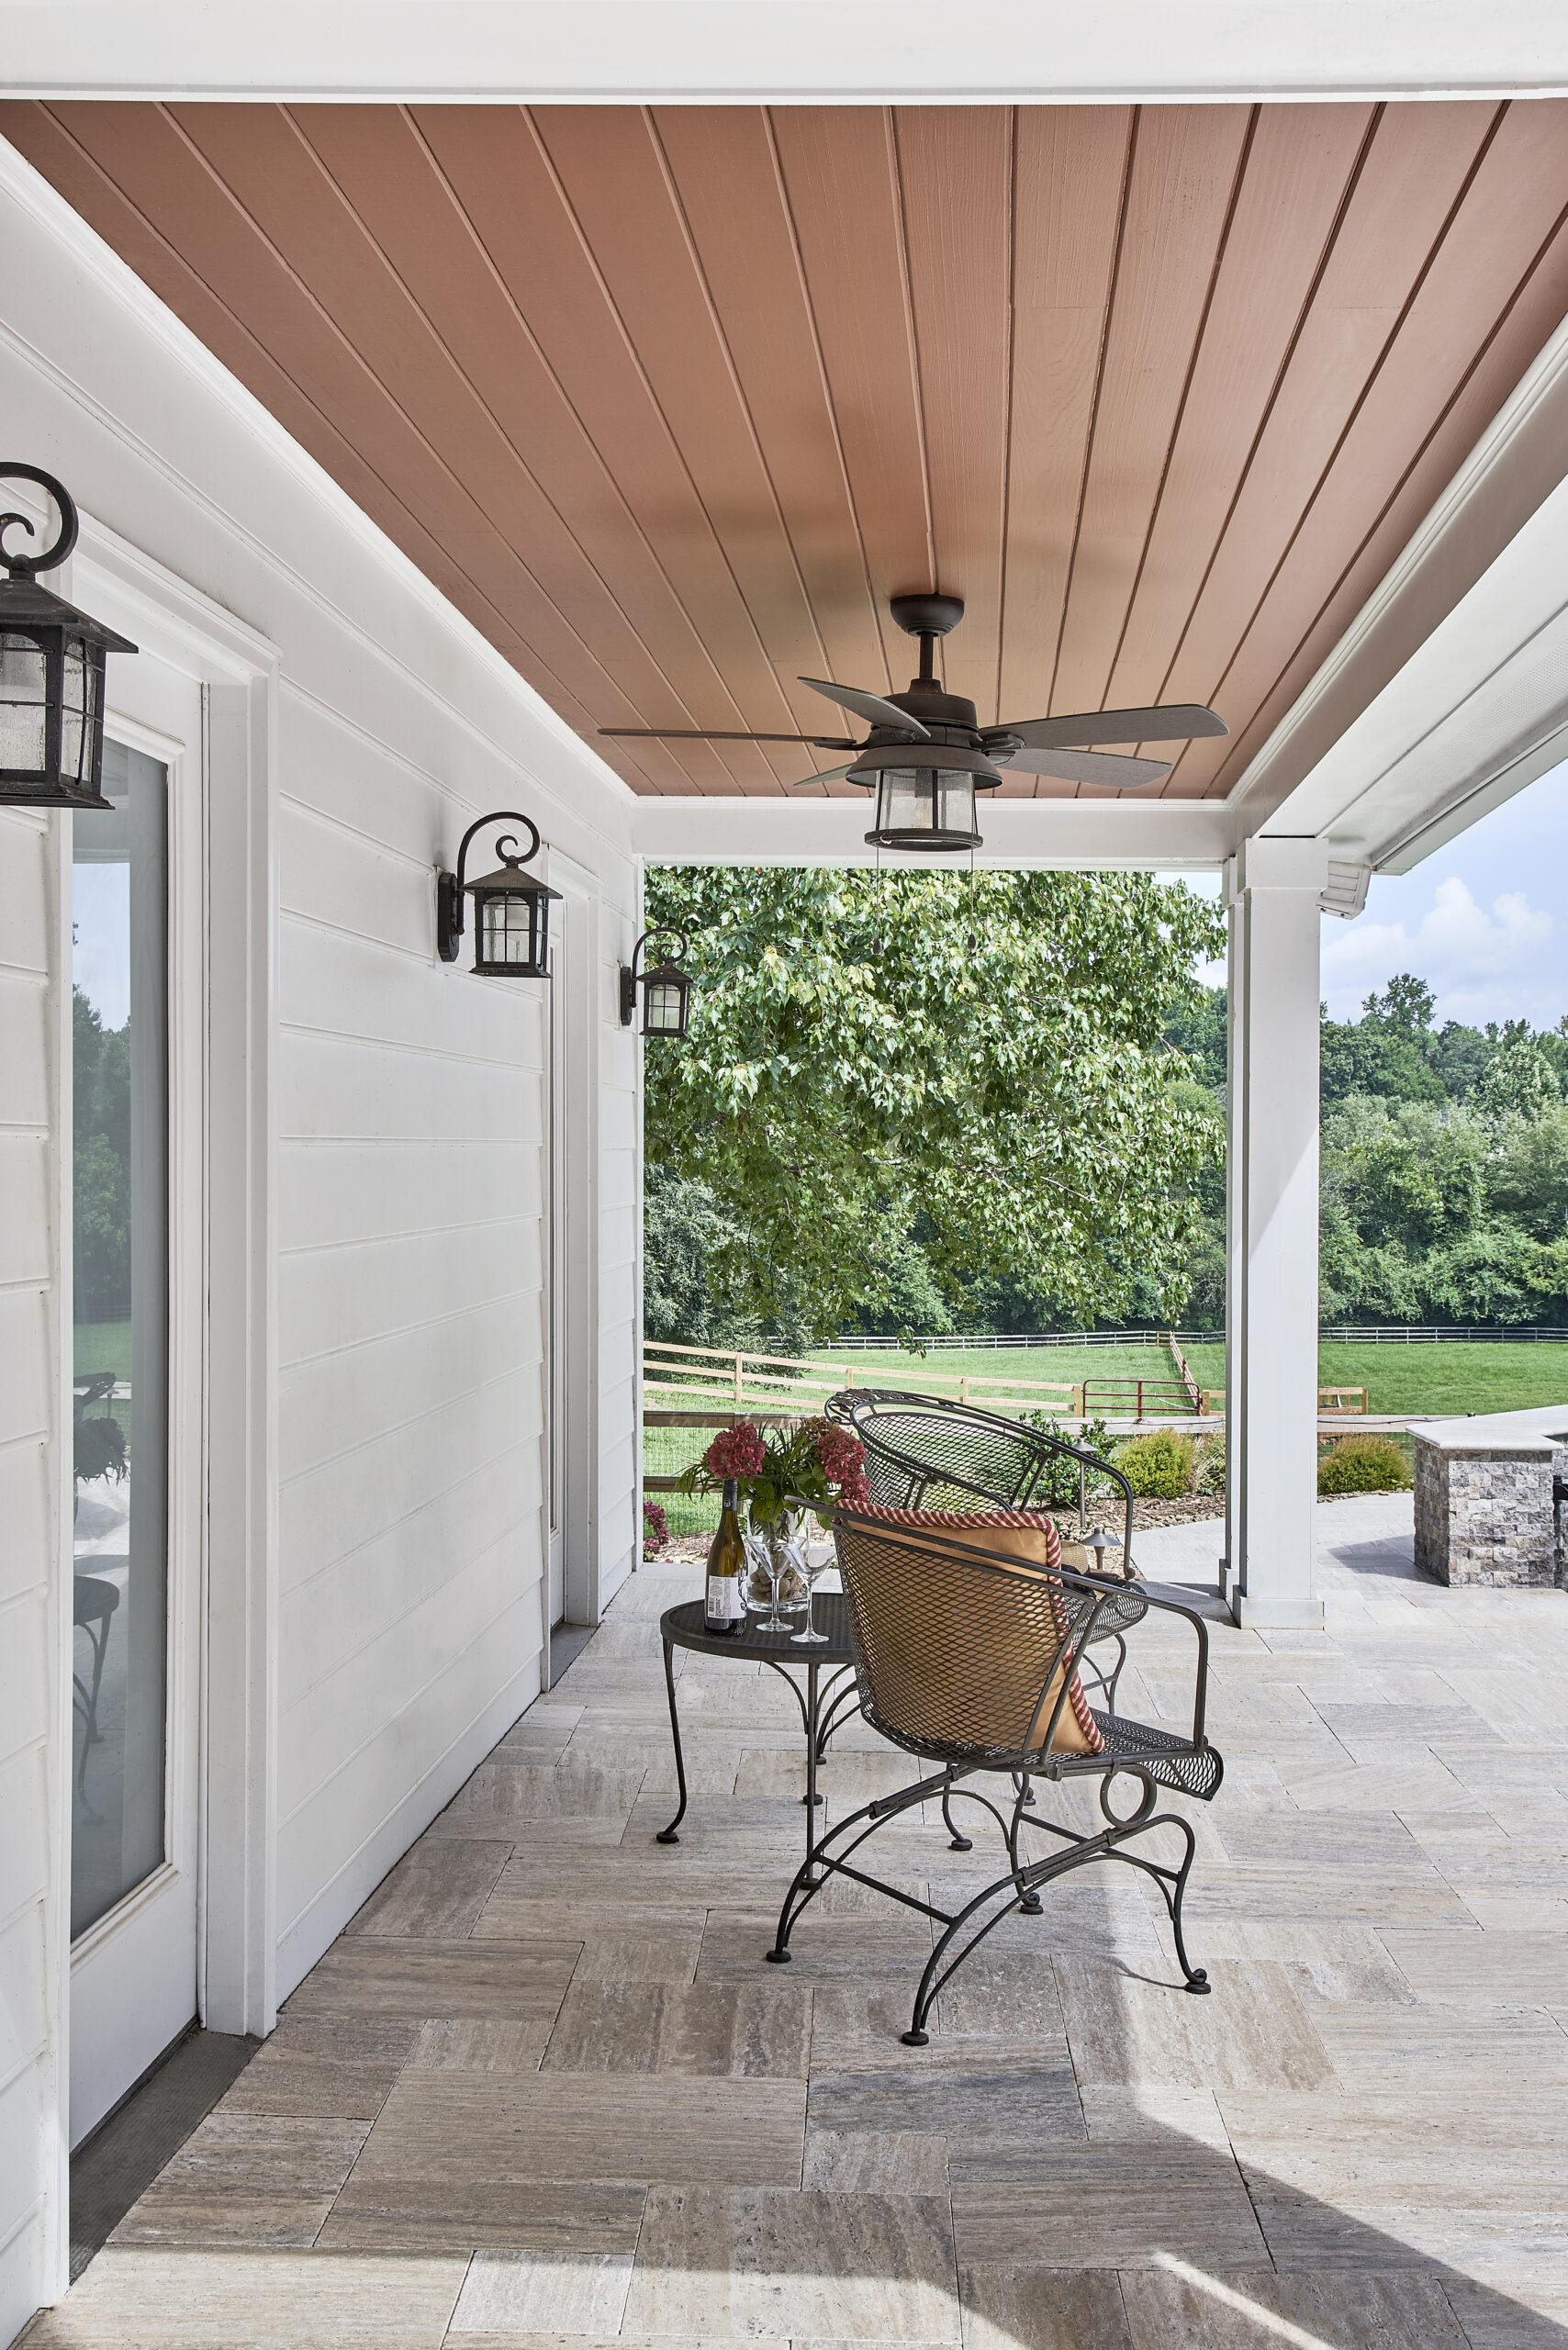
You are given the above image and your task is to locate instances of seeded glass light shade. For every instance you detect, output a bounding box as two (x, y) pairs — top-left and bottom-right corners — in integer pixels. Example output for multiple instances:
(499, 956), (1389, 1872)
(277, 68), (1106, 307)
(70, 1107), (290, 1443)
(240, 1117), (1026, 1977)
(465, 857), (561, 978)
(642, 966), (690, 1037)
(864, 764), (984, 852)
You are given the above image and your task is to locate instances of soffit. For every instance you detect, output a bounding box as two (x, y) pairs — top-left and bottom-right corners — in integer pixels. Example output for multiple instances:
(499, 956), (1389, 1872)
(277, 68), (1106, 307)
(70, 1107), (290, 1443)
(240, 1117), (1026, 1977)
(4, 100), (1568, 806)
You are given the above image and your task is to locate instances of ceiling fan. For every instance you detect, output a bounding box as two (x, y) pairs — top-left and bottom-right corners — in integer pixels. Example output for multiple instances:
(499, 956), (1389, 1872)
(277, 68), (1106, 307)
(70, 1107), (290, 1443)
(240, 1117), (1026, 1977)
(602, 591), (1227, 850)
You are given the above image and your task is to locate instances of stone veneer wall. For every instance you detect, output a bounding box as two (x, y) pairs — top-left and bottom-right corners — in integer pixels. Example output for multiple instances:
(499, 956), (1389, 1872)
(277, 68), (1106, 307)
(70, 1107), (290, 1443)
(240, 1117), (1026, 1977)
(1413, 1438), (1562, 1587)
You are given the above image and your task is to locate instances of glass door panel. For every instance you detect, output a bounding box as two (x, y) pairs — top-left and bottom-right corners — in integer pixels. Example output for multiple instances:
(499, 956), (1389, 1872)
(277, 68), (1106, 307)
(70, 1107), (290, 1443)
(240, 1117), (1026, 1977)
(71, 737), (169, 1939)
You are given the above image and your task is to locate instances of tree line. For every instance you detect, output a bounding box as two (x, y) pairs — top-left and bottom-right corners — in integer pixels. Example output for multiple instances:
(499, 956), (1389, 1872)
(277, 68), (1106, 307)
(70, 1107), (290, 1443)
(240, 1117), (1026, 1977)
(1170, 974), (1568, 1327)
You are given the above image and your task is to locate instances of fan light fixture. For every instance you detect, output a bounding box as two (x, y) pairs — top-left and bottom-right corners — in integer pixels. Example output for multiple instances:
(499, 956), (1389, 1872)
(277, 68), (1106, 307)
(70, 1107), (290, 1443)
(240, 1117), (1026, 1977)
(0, 464), (137, 811)
(436, 811), (562, 978)
(620, 928), (692, 1037)
(599, 587), (1230, 854)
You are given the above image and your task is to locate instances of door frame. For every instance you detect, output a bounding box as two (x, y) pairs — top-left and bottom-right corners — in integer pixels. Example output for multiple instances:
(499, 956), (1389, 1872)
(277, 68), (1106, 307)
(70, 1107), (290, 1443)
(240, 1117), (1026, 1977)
(543, 852), (600, 1639)
(62, 517), (281, 2066)
(67, 692), (203, 2143)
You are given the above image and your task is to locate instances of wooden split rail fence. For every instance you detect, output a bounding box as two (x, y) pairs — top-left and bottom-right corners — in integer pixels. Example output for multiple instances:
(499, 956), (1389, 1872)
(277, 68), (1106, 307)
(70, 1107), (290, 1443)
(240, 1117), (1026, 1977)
(644, 1334), (1206, 1429)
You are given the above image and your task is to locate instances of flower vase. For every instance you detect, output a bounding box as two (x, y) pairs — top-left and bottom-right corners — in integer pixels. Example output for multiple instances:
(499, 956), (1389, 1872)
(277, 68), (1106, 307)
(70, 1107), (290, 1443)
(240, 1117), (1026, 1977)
(743, 1505), (809, 1616)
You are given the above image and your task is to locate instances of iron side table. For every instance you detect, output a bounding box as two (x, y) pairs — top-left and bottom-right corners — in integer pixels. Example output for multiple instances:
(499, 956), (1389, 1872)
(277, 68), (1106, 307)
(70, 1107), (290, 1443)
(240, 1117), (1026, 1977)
(656, 1596), (858, 1869)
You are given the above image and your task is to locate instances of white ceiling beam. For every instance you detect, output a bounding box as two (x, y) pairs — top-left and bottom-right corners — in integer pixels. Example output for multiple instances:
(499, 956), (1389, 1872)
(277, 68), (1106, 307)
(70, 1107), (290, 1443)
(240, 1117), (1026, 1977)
(633, 793), (1234, 871)
(1, 2), (1566, 101)
(1229, 300), (1568, 871)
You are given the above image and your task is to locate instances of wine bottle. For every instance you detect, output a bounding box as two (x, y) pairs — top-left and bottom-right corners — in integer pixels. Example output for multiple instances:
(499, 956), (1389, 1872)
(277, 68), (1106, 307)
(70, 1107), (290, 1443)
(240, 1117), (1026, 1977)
(704, 1478), (747, 1636)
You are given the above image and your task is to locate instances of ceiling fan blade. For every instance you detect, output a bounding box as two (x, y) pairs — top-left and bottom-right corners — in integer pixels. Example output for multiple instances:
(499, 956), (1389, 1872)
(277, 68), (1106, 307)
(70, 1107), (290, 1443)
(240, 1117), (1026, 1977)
(599, 728), (858, 749)
(997, 703), (1227, 749)
(789, 762), (867, 788)
(800, 677), (932, 741)
(999, 746), (1171, 788)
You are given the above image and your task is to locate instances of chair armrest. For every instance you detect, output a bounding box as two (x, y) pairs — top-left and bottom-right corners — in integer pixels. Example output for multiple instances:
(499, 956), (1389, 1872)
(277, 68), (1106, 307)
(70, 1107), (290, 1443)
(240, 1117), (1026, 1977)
(1057, 1565), (1215, 1754)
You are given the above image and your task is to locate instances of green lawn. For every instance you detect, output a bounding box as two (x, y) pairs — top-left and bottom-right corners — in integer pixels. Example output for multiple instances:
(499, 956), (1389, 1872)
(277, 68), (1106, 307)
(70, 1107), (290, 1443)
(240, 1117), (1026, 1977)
(74, 1319), (132, 1382)
(813, 1341), (1187, 1406)
(1181, 1338), (1568, 1416)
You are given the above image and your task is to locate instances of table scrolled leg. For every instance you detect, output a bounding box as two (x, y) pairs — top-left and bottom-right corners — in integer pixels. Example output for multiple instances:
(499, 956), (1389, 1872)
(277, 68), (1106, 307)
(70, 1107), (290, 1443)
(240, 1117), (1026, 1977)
(655, 1633), (689, 1844)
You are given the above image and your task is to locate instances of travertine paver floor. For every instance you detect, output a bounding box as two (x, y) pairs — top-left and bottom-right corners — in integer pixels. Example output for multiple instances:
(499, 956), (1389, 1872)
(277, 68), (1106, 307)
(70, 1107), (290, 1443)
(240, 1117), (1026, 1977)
(28, 1496), (1568, 2349)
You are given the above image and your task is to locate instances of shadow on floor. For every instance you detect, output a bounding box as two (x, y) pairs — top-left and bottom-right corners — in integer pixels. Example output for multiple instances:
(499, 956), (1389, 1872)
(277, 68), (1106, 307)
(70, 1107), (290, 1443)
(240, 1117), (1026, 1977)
(69, 2027), (257, 2280)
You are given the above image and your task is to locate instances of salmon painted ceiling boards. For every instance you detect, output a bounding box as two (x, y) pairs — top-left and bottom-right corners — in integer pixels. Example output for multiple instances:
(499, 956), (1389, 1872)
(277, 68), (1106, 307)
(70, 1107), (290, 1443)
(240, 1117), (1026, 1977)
(5, 100), (1568, 801)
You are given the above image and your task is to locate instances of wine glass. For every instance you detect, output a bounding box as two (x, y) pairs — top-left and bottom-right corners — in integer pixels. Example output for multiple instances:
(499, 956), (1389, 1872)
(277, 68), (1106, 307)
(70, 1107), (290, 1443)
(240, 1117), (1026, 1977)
(790, 1533), (830, 1646)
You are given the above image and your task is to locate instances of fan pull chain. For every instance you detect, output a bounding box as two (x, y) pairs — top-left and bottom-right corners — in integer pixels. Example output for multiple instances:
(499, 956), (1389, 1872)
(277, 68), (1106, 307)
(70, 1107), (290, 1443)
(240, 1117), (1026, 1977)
(965, 846), (977, 952)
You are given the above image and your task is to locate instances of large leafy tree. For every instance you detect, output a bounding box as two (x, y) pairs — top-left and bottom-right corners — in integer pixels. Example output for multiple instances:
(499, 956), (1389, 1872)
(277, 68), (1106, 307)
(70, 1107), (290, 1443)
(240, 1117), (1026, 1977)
(643, 865), (1224, 1344)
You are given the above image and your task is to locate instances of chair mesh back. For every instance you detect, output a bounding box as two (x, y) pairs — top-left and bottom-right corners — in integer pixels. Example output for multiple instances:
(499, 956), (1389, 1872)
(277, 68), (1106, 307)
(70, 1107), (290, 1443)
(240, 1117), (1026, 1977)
(833, 1512), (1103, 1764)
(857, 1406), (1047, 1513)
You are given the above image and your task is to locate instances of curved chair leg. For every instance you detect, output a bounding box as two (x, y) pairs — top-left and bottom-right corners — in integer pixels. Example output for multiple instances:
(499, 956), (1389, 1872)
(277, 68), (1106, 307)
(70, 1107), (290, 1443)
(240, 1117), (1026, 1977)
(941, 1776), (972, 1852)
(1008, 1782), (1043, 1913)
(1098, 1807), (1210, 1995)
(767, 1772), (944, 1965)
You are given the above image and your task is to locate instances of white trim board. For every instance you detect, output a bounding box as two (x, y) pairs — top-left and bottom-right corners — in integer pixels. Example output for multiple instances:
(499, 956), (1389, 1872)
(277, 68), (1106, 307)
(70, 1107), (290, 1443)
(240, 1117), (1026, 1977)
(634, 793), (1235, 871)
(1, 1), (1566, 101)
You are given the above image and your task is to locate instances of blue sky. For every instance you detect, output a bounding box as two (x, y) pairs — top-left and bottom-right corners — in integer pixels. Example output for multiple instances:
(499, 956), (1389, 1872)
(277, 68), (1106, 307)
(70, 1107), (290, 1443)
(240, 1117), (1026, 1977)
(1180, 753), (1568, 1031)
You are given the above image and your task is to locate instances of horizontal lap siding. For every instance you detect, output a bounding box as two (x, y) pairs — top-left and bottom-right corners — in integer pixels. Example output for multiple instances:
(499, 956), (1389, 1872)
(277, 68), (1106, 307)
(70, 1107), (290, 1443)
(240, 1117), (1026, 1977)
(277, 733), (556, 1995)
(0, 808), (60, 2344)
(0, 143), (638, 2340)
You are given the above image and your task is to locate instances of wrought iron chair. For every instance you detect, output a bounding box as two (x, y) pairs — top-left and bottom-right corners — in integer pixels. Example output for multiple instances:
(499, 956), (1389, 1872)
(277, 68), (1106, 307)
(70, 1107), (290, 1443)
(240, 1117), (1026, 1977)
(766, 1505), (1223, 2043)
(826, 1387), (1142, 1711)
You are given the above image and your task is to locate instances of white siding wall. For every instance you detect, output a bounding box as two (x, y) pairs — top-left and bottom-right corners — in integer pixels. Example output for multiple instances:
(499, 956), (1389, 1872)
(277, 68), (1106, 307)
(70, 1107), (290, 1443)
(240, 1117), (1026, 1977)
(0, 137), (642, 2333)
(0, 811), (67, 2344)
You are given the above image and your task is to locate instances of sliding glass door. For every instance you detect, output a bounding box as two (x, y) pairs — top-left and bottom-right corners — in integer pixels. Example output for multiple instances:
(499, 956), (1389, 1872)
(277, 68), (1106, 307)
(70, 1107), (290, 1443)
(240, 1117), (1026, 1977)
(71, 737), (169, 1937)
(68, 666), (203, 2148)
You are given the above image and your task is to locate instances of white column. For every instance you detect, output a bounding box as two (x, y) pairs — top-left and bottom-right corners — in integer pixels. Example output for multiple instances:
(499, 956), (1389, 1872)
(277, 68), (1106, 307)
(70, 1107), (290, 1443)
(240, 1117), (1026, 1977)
(1225, 839), (1329, 1630)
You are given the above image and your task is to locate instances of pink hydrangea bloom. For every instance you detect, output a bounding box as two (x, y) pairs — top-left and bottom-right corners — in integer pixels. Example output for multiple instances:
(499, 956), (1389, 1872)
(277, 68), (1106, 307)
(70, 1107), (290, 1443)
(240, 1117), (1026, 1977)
(704, 1420), (768, 1481)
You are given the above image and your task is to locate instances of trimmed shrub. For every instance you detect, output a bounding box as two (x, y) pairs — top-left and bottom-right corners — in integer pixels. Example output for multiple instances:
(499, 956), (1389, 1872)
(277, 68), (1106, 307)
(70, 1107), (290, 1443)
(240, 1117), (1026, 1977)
(1114, 1428), (1194, 1499)
(1193, 1434), (1226, 1495)
(1317, 1434), (1412, 1496)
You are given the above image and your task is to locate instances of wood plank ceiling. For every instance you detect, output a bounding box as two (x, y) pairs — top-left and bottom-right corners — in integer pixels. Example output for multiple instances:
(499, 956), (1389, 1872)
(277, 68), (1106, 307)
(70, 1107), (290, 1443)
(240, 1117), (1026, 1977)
(6, 100), (1568, 802)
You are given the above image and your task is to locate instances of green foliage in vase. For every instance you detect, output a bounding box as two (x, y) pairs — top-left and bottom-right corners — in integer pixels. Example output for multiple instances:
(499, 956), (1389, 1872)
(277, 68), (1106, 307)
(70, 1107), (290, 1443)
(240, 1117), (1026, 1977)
(678, 1416), (869, 1527)
(73, 1413), (127, 1487)
(643, 867), (1225, 1348)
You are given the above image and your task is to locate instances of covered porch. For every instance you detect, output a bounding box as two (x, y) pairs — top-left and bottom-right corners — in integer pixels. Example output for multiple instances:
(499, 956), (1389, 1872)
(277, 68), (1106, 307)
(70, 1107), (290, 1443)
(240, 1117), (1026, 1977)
(6, 12), (1568, 2348)
(33, 1494), (1568, 2348)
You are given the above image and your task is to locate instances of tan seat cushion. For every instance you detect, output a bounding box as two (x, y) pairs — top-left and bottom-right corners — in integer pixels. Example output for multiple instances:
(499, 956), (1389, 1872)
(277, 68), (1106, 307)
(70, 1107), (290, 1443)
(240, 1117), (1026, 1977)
(850, 1506), (1104, 1756)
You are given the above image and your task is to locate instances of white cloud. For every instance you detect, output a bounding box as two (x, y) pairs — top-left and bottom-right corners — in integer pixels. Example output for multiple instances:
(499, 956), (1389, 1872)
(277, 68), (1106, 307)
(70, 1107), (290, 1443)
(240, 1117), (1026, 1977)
(1321, 876), (1556, 1027)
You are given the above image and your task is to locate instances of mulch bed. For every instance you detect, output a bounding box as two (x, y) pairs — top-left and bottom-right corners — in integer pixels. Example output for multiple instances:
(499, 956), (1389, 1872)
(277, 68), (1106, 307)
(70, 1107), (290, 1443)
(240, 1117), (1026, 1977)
(653, 1492), (1226, 1567)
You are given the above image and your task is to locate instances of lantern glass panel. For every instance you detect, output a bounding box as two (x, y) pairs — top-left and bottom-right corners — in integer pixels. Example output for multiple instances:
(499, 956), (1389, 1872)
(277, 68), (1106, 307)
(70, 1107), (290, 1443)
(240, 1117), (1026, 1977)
(644, 977), (686, 1035)
(0, 631), (49, 778)
(480, 890), (540, 968)
(61, 637), (97, 791)
(873, 766), (979, 846)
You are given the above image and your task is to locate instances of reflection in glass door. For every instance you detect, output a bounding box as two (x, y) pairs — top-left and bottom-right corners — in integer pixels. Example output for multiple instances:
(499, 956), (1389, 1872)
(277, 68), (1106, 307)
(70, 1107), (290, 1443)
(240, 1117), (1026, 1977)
(71, 738), (168, 1939)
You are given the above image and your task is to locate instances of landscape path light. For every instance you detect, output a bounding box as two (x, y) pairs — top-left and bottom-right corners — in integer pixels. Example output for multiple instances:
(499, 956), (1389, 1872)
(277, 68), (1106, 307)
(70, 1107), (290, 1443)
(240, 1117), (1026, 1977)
(437, 811), (561, 978)
(0, 464), (137, 811)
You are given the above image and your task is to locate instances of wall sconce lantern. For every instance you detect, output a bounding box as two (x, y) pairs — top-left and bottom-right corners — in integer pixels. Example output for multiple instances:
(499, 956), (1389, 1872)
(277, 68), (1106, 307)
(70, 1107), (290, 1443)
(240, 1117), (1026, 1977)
(621, 929), (692, 1038)
(1, 464), (137, 811)
(437, 811), (561, 978)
